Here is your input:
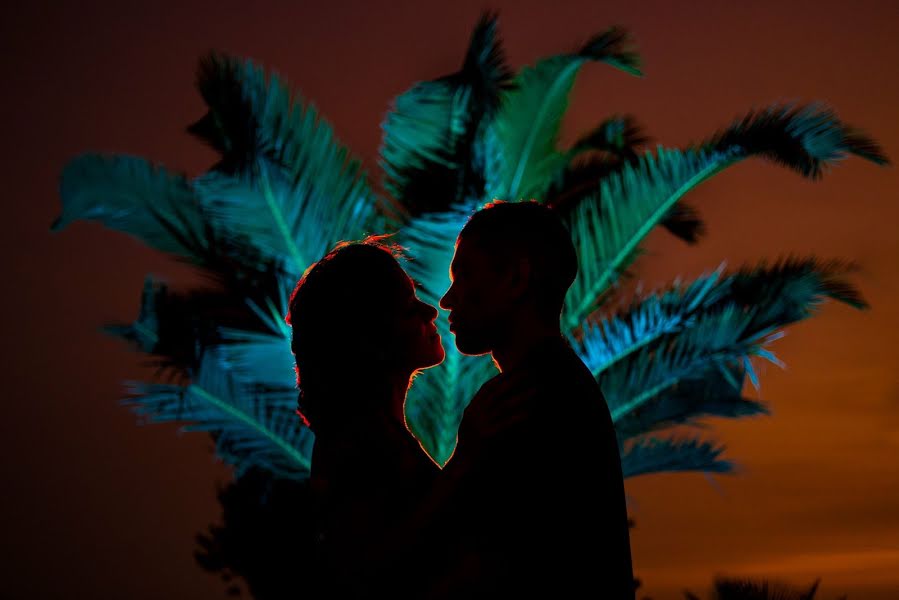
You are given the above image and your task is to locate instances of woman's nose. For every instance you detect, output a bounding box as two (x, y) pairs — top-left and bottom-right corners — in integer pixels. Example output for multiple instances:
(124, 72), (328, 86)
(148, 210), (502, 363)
(421, 301), (438, 321)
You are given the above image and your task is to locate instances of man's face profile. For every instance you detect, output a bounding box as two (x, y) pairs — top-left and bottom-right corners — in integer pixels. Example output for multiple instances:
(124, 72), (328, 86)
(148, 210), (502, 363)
(439, 236), (508, 356)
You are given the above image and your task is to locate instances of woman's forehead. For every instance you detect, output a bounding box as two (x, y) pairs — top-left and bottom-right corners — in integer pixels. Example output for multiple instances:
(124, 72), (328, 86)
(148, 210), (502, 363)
(382, 261), (416, 295)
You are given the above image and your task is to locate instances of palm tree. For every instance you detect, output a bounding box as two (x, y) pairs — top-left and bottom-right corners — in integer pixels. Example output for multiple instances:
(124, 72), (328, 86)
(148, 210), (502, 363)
(52, 12), (887, 596)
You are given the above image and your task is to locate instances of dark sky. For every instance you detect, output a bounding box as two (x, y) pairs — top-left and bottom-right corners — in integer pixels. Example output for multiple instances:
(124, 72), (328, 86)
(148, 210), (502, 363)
(4, 1), (898, 598)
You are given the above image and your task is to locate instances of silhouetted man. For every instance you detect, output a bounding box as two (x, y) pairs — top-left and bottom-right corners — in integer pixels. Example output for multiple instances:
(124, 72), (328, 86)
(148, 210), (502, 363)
(434, 200), (635, 598)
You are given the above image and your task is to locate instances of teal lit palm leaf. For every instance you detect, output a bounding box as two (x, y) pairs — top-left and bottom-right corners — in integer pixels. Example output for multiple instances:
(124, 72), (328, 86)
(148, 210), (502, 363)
(53, 14), (888, 485)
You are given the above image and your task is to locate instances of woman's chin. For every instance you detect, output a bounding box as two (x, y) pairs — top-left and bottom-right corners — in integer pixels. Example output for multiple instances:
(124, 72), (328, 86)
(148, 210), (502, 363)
(419, 343), (446, 370)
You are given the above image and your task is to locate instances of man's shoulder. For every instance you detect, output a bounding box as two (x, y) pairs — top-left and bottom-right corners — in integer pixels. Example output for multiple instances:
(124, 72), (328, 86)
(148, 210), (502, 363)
(529, 344), (604, 402)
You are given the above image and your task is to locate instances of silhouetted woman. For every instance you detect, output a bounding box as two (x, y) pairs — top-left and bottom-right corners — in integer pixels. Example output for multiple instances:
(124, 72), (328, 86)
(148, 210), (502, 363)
(285, 236), (445, 597)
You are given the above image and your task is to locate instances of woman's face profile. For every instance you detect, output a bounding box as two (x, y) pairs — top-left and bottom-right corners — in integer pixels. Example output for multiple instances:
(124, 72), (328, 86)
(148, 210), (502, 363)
(379, 262), (445, 373)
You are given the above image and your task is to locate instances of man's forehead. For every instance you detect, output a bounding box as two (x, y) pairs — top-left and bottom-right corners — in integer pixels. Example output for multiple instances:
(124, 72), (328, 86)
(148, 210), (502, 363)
(453, 236), (489, 264)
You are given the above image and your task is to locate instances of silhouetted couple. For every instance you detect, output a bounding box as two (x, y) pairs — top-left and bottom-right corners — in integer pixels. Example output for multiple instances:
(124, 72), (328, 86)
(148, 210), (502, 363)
(286, 201), (635, 598)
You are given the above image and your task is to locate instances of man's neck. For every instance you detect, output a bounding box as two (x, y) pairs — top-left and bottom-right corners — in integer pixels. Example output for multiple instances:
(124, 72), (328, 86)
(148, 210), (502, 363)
(491, 320), (563, 374)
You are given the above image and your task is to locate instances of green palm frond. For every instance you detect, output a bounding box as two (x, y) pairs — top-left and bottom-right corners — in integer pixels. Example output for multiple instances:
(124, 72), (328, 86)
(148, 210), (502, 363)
(103, 247), (291, 379)
(53, 154), (206, 258)
(215, 283), (296, 390)
(576, 256), (865, 381)
(547, 114), (703, 241)
(614, 364), (769, 440)
(600, 304), (765, 422)
(699, 102), (890, 177)
(380, 80), (471, 216)
(548, 158), (708, 245)
(123, 348), (312, 479)
(214, 326), (297, 391)
(726, 256), (869, 326)
(380, 12), (513, 217)
(103, 275), (212, 378)
(582, 255), (864, 440)
(572, 264), (728, 377)
(189, 53), (383, 256)
(569, 114), (649, 158)
(194, 158), (374, 277)
(547, 161), (708, 246)
(563, 146), (738, 329)
(658, 201), (708, 244)
(621, 436), (733, 478)
(555, 102), (889, 263)
(187, 53), (258, 174)
(104, 275), (164, 356)
(564, 109), (878, 327)
(455, 11), (516, 120)
(489, 26), (642, 201)
(545, 156), (623, 212)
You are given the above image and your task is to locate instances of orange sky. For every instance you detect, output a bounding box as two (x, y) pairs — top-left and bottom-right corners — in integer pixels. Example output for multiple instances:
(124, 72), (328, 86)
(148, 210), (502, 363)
(4, 1), (897, 598)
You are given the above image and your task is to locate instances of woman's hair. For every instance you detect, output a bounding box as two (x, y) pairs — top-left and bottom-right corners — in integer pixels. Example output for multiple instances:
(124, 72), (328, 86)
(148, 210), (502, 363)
(284, 236), (406, 433)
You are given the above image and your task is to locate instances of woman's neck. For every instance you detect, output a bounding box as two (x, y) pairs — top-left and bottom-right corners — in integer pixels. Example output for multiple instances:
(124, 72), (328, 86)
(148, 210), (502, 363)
(320, 370), (412, 437)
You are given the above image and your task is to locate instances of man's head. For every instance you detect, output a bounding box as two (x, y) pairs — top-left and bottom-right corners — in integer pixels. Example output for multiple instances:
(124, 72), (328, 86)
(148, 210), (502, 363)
(439, 200), (578, 356)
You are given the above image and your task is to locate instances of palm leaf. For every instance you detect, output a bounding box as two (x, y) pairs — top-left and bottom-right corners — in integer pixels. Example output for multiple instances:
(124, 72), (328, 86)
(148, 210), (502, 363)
(621, 436), (733, 478)
(238, 59), (385, 231)
(549, 157), (709, 244)
(187, 52), (258, 174)
(726, 256), (869, 327)
(563, 146), (738, 330)
(215, 284), (297, 391)
(573, 264), (729, 378)
(122, 348), (312, 479)
(380, 81), (471, 216)
(569, 114), (649, 158)
(589, 255), (865, 442)
(547, 114), (707, 243)
(565, 105), (888, 318)
(548, 114), (650, 211)
(699, 102), (890, 177)
(614, 364), (769, 440)
(489, 26), (642, 201)
(194, 158), (376, 277)
(600, 304), (766, 422)
(53, 154), (207, 258)
(379, 12), (514, 216)
(188, 53), (383, 263)
(104, 245), (292, 380)
(577, 255), (865, 381)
